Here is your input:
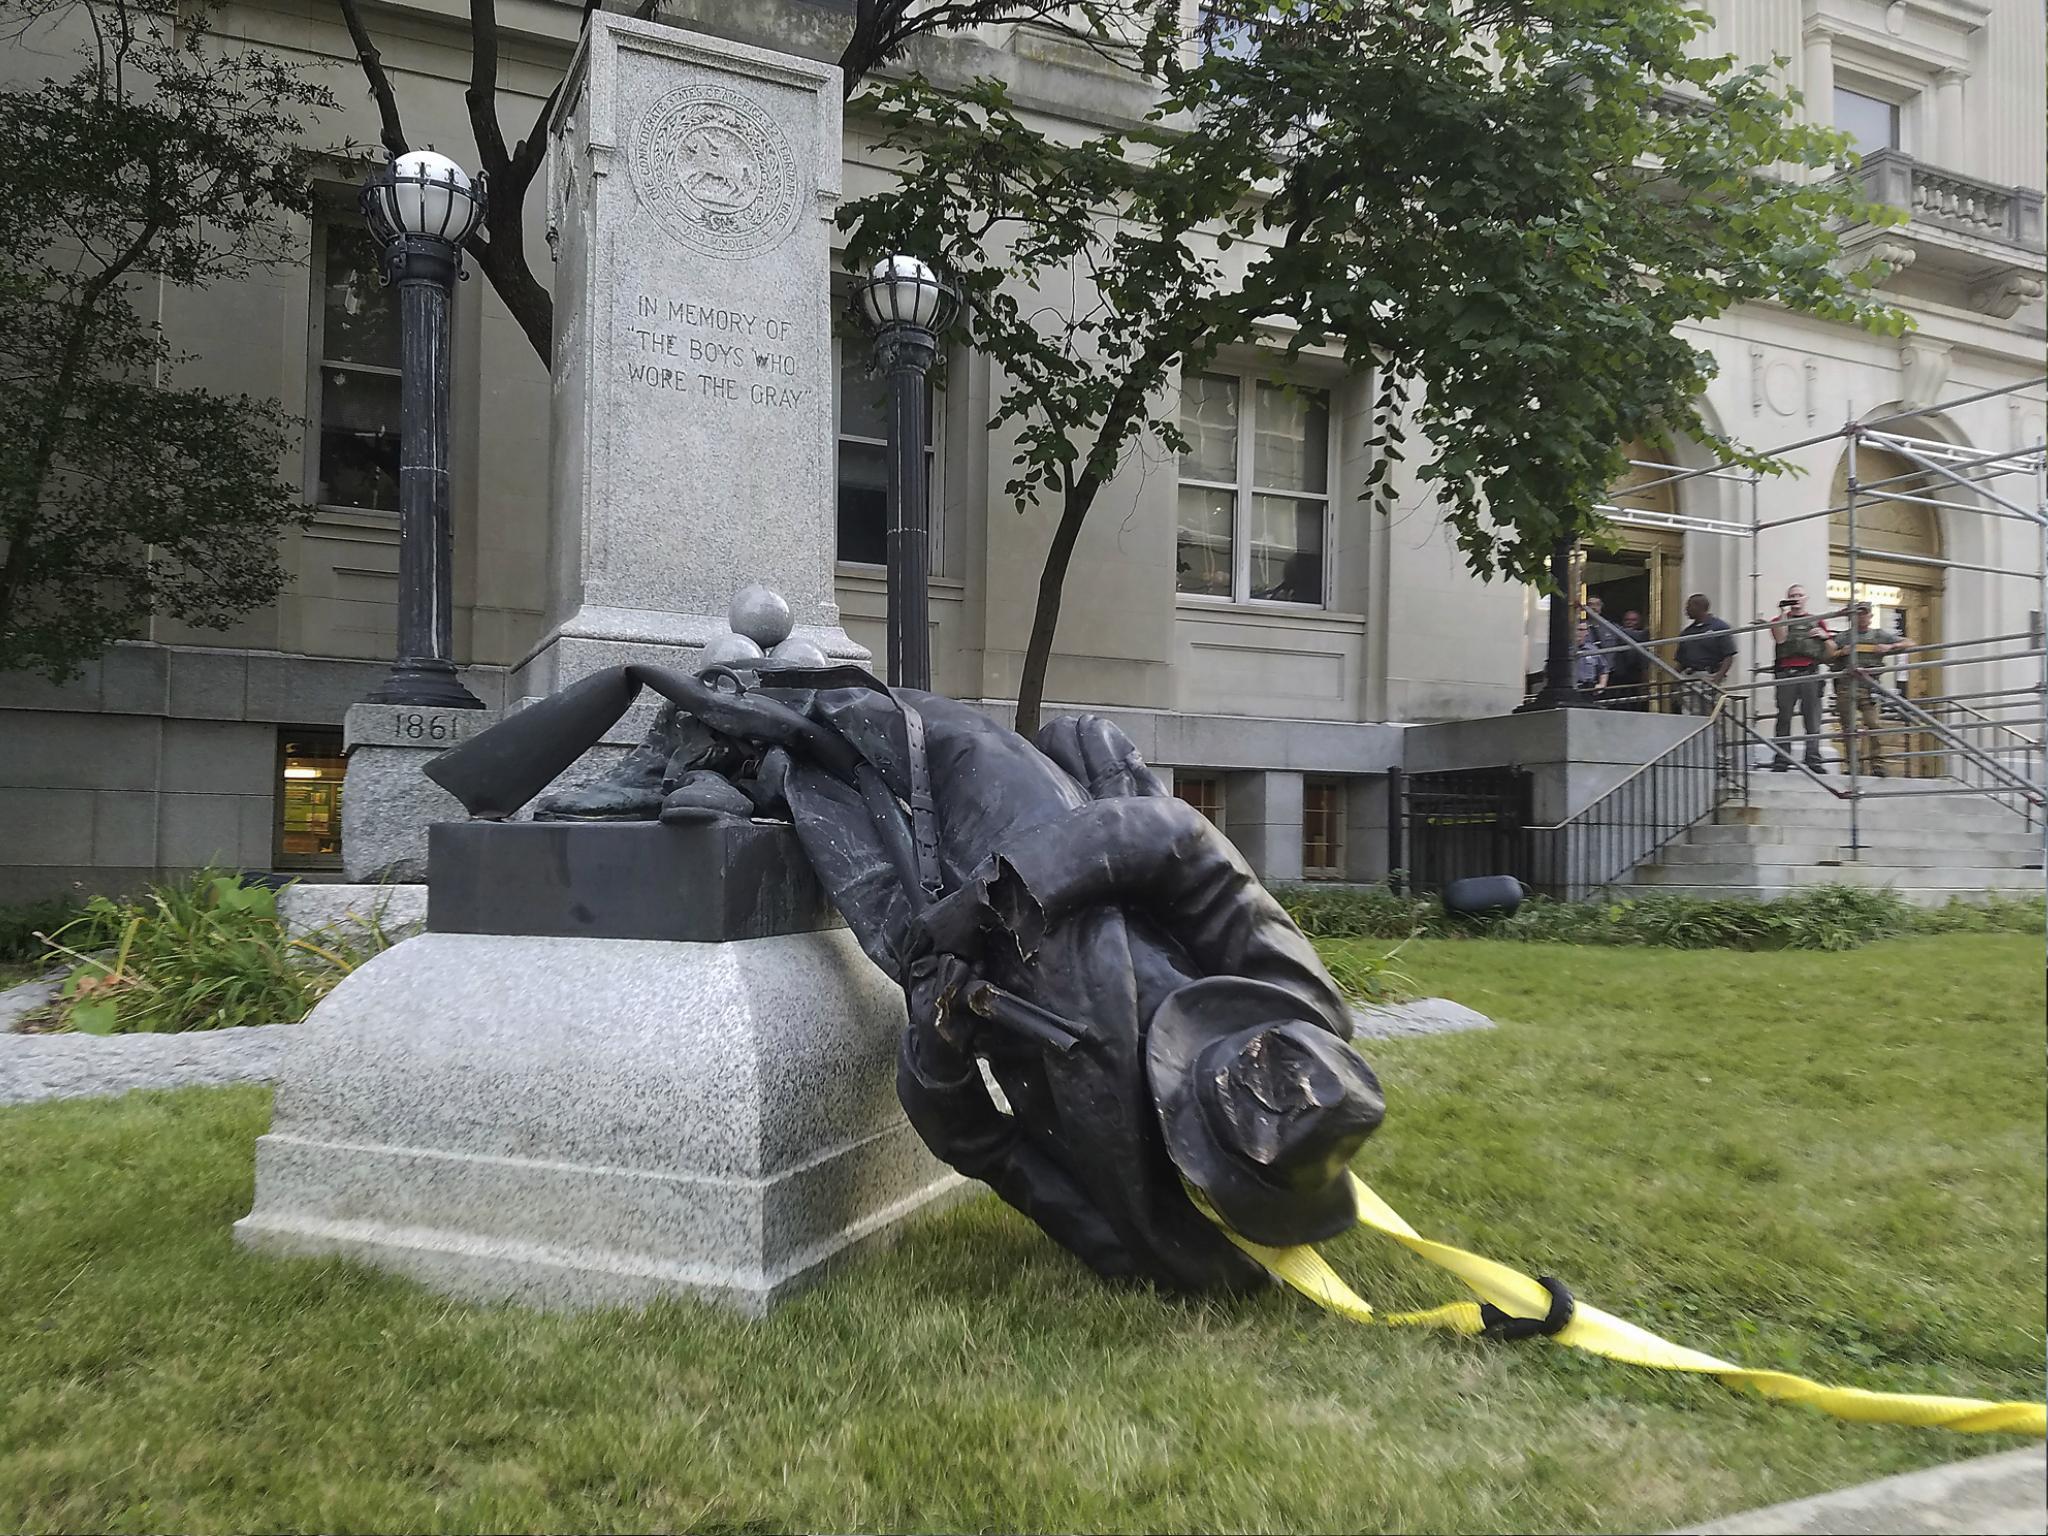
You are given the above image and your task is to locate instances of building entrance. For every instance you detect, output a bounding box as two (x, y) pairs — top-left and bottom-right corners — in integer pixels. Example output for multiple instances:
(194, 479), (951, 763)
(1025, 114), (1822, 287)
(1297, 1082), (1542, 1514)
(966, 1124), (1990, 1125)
(1830, 444), (1945, 778)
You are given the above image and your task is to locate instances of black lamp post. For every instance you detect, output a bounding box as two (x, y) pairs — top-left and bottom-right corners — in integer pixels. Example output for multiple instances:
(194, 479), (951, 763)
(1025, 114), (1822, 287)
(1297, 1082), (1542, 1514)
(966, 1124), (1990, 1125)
(854, 255), (958, 691)
(1518, 535), (1599, 711)
(360, 151), (487, 710)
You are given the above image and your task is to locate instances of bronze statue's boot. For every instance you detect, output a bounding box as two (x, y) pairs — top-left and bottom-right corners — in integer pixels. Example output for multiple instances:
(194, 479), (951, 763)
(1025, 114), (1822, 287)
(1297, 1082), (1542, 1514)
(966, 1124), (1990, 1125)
(657, 770), (755, 824)
(532, 703), (683, 821)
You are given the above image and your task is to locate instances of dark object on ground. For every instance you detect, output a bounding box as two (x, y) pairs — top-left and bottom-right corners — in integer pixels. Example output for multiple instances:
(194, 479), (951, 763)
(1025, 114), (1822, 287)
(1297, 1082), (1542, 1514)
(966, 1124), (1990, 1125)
(1441, 876), (1527, 919)
(425, 662), (1383, 1291)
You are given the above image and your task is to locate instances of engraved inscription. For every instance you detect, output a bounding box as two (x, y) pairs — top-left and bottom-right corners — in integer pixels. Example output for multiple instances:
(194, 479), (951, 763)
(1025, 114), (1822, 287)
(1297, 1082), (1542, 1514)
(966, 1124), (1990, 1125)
(620, 293), (812, 411)
(631, 83), (802, 258)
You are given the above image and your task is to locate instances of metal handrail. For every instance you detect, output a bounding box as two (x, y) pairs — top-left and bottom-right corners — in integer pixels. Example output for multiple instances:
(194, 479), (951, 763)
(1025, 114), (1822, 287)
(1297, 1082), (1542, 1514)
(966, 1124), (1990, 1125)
(1523, 693), (1730, 833)
(1520, 694), (1748, 899)
(1585, 614), (2042, 805)
(1926, 693), (2043, 761)
(1589, 617), (1853, 799)
(1854, 674), (2045, 809)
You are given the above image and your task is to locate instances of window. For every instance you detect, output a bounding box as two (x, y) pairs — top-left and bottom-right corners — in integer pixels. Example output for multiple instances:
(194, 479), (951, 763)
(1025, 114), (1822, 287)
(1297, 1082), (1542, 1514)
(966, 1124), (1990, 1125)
(834, 337), (937, 567)
(311, 215), (402, 512)
(1834, 87), (1900, 158)
(1302, 779), (1343, 879)
(276, 729), (345, 869)
(1176, 370), (1330, 606)
(1176, 774), (1224, 828)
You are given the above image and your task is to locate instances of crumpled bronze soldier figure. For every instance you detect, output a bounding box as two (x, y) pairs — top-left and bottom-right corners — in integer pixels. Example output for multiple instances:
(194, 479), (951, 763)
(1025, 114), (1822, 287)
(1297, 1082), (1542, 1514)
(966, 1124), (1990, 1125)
(426, 658), (1384, 1291)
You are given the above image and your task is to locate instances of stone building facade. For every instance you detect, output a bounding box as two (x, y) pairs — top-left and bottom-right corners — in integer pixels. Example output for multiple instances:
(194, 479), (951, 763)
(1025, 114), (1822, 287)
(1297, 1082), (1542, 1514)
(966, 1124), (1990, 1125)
(1, 0), (2042, 900)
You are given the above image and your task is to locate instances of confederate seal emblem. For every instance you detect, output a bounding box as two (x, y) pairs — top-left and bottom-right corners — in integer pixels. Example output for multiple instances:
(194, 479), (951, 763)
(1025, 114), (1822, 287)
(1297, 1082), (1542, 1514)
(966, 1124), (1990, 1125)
(631, 83), (803, 259)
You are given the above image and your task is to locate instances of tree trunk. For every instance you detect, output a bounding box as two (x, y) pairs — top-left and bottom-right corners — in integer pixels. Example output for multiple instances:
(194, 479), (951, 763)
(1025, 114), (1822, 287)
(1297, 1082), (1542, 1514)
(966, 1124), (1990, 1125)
(1013, 483), (1097, 739)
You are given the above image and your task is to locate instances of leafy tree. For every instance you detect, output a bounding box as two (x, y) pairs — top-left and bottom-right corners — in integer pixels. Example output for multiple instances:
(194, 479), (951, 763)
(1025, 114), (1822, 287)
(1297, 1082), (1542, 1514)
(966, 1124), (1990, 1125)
(840, 0), (1903, 735)
(0, 1), (334, 682)
(334, 0), (1178, 367)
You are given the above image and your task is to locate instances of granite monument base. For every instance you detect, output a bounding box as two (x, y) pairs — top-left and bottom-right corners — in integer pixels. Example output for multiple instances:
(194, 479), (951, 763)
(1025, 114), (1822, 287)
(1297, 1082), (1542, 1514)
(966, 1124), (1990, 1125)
(237, 822), (963, 1315)
(341, 704), (500, 882)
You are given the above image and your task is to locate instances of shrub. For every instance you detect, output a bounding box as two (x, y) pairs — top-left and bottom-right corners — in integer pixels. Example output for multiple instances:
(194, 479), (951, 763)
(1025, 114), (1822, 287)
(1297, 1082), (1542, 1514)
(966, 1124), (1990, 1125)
(1906, 893), (2046, 936)
(1275, 883), (1442, 941)
(1278, 882), (1964, 952)
(1321, 941), (1417, 1006)
(37, 870), (391, 1034)
(0, 895), (84, 964)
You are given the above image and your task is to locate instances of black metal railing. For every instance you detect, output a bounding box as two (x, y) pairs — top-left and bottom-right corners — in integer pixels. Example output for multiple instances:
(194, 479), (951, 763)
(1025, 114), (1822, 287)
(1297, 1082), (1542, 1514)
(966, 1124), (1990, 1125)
(1397, 767), (1534, 894)
(1850, 677), (2046, 823)
(1523, 699), (1750, 900)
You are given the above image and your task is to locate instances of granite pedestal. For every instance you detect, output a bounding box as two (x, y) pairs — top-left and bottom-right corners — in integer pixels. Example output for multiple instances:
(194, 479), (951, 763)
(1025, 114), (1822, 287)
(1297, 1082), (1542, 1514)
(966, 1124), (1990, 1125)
(237, 820), (961, 1315)
(515, 16), (863, 697)
(341, 703), (500, 883)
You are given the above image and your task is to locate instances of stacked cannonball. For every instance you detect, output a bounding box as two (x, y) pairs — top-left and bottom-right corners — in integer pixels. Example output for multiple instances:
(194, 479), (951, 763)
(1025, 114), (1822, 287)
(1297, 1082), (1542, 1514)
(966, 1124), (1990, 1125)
(699, 584), (829, 671)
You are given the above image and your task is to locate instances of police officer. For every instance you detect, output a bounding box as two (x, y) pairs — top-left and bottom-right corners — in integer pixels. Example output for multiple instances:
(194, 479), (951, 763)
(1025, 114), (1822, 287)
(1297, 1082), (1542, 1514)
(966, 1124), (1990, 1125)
(1674, 594), (1737, 714)
(1758, 585), (1832, 772)
(1831, 601), (1907, 777)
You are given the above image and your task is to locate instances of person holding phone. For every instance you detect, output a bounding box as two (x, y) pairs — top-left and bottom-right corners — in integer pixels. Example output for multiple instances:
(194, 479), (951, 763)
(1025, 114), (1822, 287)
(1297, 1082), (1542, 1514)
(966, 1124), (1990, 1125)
(1759, 584), (1831, 771)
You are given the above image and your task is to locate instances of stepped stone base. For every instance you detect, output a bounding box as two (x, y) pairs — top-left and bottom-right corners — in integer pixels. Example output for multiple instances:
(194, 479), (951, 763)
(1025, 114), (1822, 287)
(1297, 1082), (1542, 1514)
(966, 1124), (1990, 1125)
(238, 827), (964, 1316)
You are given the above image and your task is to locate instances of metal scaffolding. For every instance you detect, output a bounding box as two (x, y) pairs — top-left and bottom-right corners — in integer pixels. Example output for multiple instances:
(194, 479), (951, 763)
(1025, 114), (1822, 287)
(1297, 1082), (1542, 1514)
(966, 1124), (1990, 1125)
(1570, 374), (2048, 895)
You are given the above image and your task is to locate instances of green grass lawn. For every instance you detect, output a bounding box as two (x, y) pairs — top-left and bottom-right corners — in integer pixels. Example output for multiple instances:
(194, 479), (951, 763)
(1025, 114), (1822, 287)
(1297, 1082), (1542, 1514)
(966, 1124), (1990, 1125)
(2, 935), (2041, 1534)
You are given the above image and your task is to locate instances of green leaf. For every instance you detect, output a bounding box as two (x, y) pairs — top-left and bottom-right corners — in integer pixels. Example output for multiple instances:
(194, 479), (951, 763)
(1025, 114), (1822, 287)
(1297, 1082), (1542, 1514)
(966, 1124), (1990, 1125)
(69, 999), (120, 1035)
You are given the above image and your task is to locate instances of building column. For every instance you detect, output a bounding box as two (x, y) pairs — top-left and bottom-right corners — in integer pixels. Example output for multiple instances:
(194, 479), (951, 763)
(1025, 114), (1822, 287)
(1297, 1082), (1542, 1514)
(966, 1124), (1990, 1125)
(1343, 775), (1392, 885)
(1802, 28), (1834, 129)
(1223, 769), (1305, 884)
(1933, 69), (1966, 166)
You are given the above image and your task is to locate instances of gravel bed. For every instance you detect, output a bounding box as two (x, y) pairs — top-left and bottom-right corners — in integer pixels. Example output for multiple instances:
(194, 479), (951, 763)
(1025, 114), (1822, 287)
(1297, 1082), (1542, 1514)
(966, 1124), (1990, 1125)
(0, 985), (1488, 1111)
(0, 977), (61, 1033)
(1350, 997), (1497, 1039)
(0, 1023), (295, 1107)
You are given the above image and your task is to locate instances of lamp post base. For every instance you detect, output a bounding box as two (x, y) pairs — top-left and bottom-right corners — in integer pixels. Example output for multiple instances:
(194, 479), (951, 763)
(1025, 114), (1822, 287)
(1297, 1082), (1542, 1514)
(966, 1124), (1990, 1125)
(367, 659), (485, 711)
(1515, 684), (1603, 713)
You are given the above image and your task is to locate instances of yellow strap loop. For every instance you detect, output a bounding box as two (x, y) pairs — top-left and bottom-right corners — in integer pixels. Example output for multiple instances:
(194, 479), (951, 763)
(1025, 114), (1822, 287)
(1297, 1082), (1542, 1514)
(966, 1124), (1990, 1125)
(1208, 1173), (2046, 1438)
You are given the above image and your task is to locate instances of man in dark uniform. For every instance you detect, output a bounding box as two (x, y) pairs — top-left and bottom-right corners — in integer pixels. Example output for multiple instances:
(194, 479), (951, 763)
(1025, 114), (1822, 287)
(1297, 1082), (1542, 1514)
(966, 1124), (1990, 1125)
(1605, 608), (1652, 710)
(1674, 593), (1737, 714)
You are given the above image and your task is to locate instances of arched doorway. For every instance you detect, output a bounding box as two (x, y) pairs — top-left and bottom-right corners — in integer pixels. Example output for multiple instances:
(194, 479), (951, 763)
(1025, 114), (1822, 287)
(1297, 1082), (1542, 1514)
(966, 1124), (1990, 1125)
(1829, 444), (1944, 776)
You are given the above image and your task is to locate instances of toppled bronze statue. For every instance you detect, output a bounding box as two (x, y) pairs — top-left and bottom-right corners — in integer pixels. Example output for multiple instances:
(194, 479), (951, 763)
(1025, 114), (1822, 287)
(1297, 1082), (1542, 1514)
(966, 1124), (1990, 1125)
(425, 627), (1384, 1292)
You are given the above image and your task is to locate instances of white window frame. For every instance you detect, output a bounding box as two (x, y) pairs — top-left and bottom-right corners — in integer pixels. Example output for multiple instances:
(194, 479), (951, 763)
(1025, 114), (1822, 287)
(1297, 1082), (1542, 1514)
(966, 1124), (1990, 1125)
(1176, 366), (1334, 609)
(1832, 79), (1906, 157)
(305, 202), (404, 521)
(1301, 776), (1345, 880)
(830, 331), (946, 574)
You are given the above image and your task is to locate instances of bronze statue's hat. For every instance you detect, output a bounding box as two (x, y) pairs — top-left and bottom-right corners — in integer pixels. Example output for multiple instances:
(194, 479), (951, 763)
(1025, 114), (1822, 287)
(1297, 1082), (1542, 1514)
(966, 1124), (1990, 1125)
(1145, 977), (1383, 1247)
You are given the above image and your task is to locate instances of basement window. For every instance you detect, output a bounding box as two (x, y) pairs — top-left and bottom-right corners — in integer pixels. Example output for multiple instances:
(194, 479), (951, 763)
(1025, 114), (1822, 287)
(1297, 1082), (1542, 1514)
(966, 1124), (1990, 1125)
(276, 729), (345, 870)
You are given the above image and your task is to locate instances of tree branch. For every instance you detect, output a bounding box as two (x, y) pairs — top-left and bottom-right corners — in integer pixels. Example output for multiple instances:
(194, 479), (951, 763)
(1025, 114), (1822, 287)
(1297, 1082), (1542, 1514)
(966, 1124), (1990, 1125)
(335, 0), (408, 157)
(466, 0), (512, 176)
(510, 0), (600, 188)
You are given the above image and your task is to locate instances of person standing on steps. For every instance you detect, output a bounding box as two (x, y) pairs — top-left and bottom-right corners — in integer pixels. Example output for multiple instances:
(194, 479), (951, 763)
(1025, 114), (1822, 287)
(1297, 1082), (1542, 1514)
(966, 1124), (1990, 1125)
(1674, 593), (1737, 715)
(1606, 608), (1652, 710)
(1759, 584), (1832, 772)
(1831, 601), (1908, 777)
(1571, 621), (1610, 700)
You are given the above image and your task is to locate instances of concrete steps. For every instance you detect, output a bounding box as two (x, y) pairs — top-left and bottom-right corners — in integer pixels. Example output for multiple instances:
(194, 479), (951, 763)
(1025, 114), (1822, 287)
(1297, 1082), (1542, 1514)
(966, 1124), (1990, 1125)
(1685, 822), (2039, 852)
(1650, 842), (2044, 870)
(1629, 775), (2045, 905)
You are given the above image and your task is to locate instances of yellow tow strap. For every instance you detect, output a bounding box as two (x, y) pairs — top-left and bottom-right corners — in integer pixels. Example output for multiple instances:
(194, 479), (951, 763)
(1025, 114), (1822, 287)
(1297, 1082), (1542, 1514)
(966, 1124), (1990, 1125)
(1210, 1173), (2046, 1437)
